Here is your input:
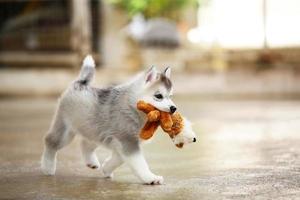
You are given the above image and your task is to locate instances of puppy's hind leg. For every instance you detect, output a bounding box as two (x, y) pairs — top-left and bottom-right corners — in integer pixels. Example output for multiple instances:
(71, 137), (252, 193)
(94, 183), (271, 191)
(41, 113), (75, 175)
(102, 150), (123, 178)
(81, 138), (100, 169)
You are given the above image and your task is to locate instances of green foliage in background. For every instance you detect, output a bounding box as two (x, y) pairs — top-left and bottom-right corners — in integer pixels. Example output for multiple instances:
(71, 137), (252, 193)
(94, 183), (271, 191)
(107, 0), (198, 20)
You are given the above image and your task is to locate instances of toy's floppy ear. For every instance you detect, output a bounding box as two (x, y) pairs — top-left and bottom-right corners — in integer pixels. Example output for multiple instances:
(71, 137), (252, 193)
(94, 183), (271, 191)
(145, 66), (158, 86)
(140, 121), (159, 140)
(164, 67), (171, 79)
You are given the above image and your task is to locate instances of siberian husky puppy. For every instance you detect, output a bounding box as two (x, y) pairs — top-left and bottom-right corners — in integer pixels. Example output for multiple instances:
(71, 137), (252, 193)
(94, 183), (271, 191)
(41, 55), (196, 184)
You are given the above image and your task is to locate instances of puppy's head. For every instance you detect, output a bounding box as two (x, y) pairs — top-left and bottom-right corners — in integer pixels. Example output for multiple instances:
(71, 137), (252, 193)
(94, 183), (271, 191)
(171, 117), (197, 148)
(142, 67), (177, 114)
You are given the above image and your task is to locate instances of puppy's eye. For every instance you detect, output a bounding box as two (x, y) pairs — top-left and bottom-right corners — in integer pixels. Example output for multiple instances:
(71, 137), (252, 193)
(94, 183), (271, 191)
(154, 94), (163, 99)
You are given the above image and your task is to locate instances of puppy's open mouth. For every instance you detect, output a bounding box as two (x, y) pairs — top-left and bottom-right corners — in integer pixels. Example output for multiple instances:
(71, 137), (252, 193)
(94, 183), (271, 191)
(175, 143), (184, 148)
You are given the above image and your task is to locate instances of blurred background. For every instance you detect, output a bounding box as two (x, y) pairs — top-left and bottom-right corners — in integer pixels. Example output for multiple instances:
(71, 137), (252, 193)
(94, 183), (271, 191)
(1, 0), (300, 199)
(1, 0), (300, 97)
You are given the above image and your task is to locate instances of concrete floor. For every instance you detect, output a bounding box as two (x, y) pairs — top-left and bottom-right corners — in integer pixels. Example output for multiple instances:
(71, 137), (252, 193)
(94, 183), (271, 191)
(0, 98), (300, 200)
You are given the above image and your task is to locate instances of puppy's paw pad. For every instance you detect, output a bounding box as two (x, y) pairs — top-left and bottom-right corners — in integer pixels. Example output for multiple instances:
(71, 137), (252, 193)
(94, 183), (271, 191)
(144, 175), (164, 185)
(87, 163), (99, 169)
(103, 173), (114, 179)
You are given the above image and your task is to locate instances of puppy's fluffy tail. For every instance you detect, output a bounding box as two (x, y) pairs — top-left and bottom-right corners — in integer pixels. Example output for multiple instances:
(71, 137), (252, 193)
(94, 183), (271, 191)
(77, 55), (95, 85)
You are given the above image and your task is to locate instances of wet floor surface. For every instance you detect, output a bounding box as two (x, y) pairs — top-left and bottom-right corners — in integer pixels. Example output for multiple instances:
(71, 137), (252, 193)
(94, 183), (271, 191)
(0, 98), (300, 200)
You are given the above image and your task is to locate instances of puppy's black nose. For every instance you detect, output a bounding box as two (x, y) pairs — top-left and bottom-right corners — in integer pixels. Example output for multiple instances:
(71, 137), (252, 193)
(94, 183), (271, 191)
(193, 138), (196, 142)
(170, 106), (177, 114)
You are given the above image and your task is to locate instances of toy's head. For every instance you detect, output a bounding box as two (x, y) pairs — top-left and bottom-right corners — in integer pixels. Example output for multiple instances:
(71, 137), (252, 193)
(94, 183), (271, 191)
(142, 67), (177, 114)
(171, 117), (197, 148)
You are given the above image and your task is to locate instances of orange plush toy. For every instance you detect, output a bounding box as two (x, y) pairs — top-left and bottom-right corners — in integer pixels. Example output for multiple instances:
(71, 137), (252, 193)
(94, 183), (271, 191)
(137, 100), (184, 142)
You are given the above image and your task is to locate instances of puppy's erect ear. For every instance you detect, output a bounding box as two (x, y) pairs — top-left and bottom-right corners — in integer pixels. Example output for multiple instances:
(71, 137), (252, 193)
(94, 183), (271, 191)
(164, 67), (171, 79)
(145, 66), (158, 85)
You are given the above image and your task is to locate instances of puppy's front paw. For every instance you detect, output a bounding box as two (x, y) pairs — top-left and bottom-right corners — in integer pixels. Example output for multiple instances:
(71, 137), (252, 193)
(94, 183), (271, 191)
(101, 166), (113, 179)
(103, 171), (114, 179)
(85, 154), (100, 170)
(41, 158), (56, 175)
(142, 174), (164, 185)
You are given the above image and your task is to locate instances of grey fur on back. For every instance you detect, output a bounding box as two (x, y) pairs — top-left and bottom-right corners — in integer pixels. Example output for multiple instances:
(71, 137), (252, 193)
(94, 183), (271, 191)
(58, 71), (147, 155)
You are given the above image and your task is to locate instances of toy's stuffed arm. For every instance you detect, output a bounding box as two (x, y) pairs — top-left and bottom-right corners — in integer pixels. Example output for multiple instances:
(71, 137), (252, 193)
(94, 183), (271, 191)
(139, 121), (159, 140)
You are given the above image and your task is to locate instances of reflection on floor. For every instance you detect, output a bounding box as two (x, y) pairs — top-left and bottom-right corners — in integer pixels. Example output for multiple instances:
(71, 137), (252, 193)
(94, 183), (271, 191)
(0, 98), (299, 199)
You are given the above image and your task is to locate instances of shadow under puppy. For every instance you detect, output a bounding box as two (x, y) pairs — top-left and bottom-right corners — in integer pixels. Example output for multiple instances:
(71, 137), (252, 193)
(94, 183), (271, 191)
(41, 55), (197, 184)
